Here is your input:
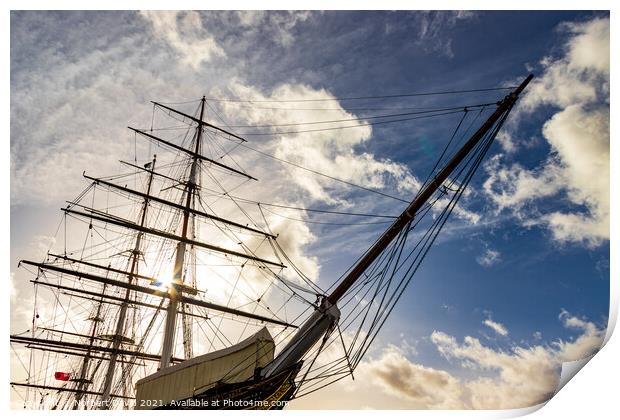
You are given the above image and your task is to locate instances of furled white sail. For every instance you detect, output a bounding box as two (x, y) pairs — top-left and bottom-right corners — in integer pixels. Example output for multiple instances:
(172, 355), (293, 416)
(135, 327), (274, 409)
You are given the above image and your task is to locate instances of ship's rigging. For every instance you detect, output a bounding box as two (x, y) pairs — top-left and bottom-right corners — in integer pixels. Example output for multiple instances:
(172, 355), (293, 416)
(11, 75), (532, 409)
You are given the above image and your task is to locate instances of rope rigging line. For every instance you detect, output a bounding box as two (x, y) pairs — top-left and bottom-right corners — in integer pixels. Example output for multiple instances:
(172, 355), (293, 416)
(419, 106), (470, 190)
(293, 192), (449, 389)
(204, 102), (497, 113)
(221, 102), (495, 128)
(237, 109), (467, 136)
(204, 86), (516, 103)
(189, 182), (401, 219)
(261, 205), (394, 226)
(319, 198), (437, 296)
(257, 202), (398, 218)
(265, 234), (325, 297)
(195, 193), (320, 305)
(195, 187), (317, 309)
(343, 114), (501, 349)
(237, 142), (410, 203)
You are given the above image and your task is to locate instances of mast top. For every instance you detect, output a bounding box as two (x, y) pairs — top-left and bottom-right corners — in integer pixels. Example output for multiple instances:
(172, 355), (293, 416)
(151, 100), (247, 143)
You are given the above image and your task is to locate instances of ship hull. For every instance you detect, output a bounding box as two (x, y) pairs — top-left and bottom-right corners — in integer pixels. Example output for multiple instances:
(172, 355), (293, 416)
(151, 364), (301, 410)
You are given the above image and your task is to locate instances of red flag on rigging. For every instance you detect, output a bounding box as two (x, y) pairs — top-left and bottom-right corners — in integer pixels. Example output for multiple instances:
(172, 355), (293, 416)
(54, 372), (70, 381)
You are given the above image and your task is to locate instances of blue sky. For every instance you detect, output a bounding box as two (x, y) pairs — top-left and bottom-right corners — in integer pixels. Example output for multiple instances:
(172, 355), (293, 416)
(10, 11), (609, 409)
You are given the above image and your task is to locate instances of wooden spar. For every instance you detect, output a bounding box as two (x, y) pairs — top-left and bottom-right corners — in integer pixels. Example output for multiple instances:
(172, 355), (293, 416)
(10, 382), (134, 401)
(61, 207), (285, 268)
(47, 253), (158, 283)
(23, 346), (143, 366)
(20, 261), (297, 329)
(128, 127), (256, 180)
(38, 327), (128, 344)
(10, 335), (184, 364)
(83, 174), (275, 238)
(119, 159), (194, 187)
(151, 100), (247, 143)
(326, 75), (533, 305)
(31, 279), (208, 319)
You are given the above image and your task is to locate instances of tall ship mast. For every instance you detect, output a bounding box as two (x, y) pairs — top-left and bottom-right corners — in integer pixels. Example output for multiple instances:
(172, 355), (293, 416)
(10, 75), (532, 409)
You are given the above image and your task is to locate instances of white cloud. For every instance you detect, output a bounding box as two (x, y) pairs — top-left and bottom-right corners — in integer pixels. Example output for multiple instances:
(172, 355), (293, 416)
(30, 235), (56, 256)
(139, 11), (225, 69)
(219, 81), (422, 205)
(483, 318), (508, 336)
(483, 154), (565, 210)
(351, 310), (604, 409)
(266, 11), (311, 47)
(413, 11), (476, 58)
(561, 19), (610, 75)
(364, 345), (465, 408)
(484, 17), (609, 248)
(216, 79), (480, 226)
(521, 17), (609, 110)
(215, 11), (311, 48)
(437, 197), (482, 225)
(557, 309), (605, 362)
(10, 272), (18, 303)
(539, 105), (609, 246)
(9, 13), (326, 290)
(235, 11), (265, 27)
(11, 27), (188, 206)
(476, 247), (501, 267)
(496, 131), (517, 154)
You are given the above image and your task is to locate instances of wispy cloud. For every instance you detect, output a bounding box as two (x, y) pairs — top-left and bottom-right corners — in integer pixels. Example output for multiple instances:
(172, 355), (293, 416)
(221, 11), (311, 47)
(483, 318), (509, 336)
(476, 246), (501, 267)
(412, 11), (476, 58)
(139, 11), (225, 69)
